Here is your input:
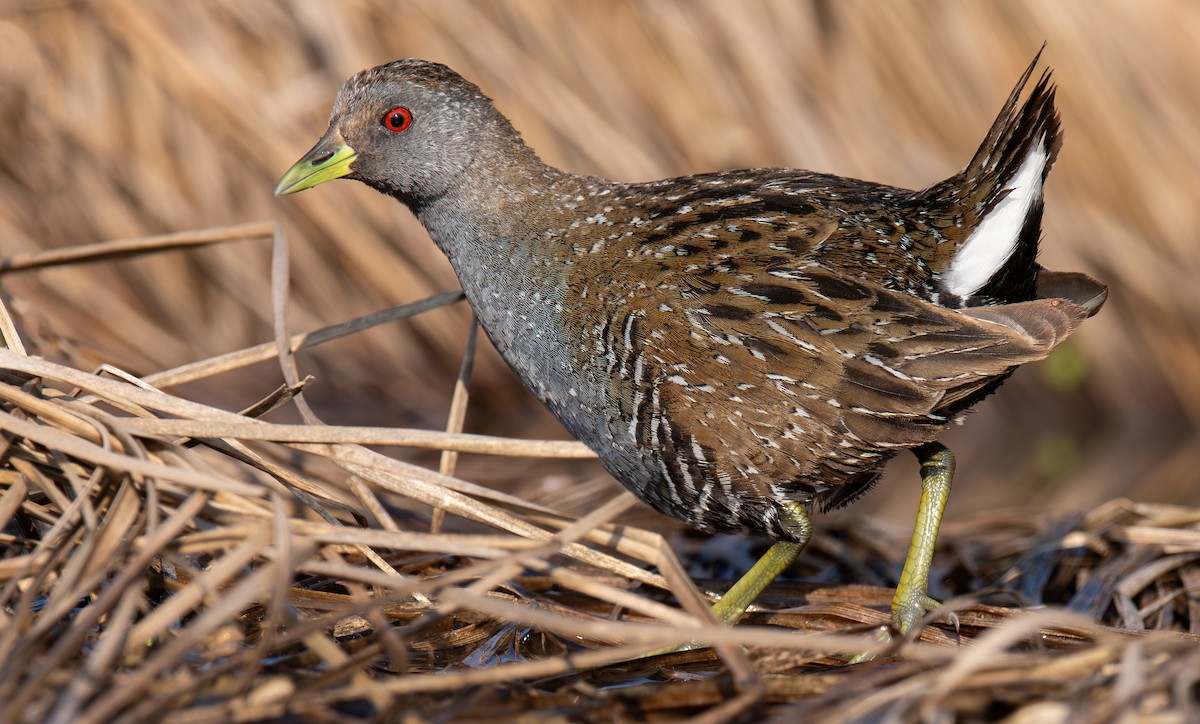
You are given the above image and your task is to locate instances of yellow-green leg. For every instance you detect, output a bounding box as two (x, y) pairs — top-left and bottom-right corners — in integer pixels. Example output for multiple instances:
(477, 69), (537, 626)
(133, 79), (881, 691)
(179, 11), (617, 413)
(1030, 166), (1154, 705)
(649, 502), (810, 656)
(710, 501), (812, 625)
(890, 441), (955, 635)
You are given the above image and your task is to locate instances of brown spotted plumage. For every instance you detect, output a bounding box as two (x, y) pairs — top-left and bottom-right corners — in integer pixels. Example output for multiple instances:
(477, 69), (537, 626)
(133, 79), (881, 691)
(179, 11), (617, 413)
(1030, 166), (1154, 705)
(278, 52), (1106, 642)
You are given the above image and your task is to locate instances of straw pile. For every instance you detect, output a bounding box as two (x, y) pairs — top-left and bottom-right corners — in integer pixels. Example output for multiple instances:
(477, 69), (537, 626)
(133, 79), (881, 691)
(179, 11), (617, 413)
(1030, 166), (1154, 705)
(1, 1), (1198, 720)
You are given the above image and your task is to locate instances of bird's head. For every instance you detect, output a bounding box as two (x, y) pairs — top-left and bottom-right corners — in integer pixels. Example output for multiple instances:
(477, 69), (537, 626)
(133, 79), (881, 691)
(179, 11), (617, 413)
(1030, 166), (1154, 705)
(276, 59), (503, 204)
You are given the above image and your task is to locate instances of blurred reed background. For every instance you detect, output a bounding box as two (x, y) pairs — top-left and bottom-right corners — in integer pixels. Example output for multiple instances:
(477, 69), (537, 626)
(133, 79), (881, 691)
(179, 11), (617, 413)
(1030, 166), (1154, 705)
(0, 0), (1196, 529)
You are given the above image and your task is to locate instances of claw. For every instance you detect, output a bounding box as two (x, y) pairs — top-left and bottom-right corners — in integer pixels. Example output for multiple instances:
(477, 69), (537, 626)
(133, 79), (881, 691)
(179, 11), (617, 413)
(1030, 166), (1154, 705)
(926, 596), (960, 631)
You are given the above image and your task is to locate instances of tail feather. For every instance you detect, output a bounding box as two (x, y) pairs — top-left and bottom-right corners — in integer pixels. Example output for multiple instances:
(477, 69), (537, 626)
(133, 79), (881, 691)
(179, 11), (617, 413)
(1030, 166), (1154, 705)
(958, 50), (1062, 202)
(917, 48), (1062, 305)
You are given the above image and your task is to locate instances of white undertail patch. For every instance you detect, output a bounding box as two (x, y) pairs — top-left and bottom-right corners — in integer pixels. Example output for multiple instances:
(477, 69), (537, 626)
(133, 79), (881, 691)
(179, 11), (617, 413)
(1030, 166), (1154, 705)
(944, 139), (1048, 297)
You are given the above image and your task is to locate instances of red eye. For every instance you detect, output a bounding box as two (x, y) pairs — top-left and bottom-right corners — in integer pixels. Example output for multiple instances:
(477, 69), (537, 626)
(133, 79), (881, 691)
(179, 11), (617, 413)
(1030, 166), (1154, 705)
(383, 106), (412, 132)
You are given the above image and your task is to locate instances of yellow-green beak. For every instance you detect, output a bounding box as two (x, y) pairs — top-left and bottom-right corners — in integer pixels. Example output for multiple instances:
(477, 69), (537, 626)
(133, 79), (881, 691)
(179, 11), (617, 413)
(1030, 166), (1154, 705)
(275, 129), (358, 196)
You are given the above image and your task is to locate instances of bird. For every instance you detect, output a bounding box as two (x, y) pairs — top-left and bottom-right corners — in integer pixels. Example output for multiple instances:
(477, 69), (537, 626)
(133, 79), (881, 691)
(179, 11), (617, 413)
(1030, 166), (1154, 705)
(276, 52), (1106, 644)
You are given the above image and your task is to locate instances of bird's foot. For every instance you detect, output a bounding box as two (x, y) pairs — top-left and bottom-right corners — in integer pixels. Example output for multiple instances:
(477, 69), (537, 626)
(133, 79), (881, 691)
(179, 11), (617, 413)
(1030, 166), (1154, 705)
(849, 595), (959, 663)
(892, 592), (959, 636)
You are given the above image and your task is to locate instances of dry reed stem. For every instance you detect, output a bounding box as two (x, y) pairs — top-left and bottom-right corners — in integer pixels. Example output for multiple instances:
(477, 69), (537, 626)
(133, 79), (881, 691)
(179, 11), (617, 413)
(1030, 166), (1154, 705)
(0, 222), (276, 274)
(432, 317), (479, 533)
(118, 417), (594, 458)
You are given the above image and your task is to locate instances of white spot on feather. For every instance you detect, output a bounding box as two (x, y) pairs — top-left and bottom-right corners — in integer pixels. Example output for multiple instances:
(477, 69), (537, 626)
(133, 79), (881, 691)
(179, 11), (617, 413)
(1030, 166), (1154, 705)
(944, 140), (1048, 296)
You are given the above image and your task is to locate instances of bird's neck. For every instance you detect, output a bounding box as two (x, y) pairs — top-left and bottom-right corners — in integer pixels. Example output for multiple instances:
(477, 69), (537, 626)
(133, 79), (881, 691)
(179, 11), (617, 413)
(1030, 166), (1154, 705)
(412, 141), (609, 420)
(411, 114), (631, 294)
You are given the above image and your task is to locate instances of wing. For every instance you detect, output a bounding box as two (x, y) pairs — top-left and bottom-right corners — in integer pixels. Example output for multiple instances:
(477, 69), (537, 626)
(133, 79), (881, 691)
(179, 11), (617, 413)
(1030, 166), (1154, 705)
(614, 259), (1092, 509)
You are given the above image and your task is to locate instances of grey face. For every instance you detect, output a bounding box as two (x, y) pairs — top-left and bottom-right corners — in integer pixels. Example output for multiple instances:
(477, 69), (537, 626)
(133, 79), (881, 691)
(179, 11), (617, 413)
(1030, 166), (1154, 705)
(276, 60), (495, 204)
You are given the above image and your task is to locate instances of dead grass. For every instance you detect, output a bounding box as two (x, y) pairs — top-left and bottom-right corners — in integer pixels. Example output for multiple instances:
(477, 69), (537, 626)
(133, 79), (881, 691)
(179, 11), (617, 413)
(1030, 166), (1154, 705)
(0, 1), (1198, 721)
(0, 227), (1198, 721)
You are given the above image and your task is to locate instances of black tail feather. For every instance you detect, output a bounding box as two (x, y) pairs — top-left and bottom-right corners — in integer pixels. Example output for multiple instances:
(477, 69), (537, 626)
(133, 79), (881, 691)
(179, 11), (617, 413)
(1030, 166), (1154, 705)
(916, 48), (1062, 305)
(960, 49), (1062, 199)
